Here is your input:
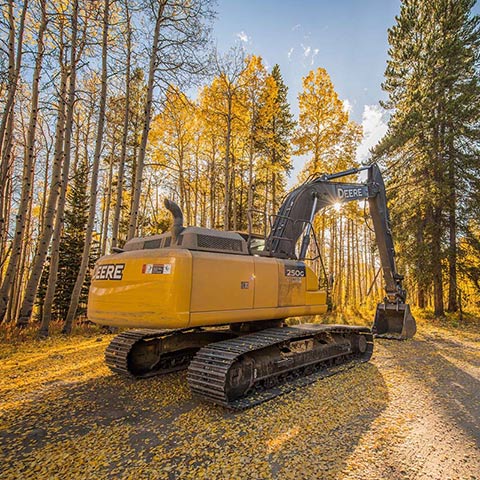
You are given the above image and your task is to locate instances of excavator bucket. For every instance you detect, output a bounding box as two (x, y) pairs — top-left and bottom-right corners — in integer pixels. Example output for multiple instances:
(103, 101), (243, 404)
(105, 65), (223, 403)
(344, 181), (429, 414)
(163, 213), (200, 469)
(372, 303), (416, 340)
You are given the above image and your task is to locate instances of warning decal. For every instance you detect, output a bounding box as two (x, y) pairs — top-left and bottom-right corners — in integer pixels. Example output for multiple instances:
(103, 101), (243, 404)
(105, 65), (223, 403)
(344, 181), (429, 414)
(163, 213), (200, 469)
(142, 264), (172, 274)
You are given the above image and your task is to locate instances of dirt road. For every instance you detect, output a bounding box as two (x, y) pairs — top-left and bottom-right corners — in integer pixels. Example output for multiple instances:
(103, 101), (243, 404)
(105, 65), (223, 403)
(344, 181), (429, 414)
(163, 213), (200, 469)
(1, 320), (479, 479)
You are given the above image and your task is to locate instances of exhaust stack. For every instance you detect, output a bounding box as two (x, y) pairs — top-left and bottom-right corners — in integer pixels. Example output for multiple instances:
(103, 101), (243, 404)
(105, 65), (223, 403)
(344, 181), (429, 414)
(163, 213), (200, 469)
(164, 199), (184, 244)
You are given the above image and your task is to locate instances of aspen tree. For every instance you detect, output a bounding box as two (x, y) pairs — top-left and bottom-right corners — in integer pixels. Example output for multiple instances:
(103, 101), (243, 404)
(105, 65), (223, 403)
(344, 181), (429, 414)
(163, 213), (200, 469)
(0, 0), (46, 322)
(63, 0), (110, 334)
(128, 0), (166, 240)
(111, 0), (132, 249)
(15, 1), (77, 327)
(293, 68), (348, 173)
(208, 47), (246, 230)
(40, 0), (88, 335)
(0, 0), (28, 274)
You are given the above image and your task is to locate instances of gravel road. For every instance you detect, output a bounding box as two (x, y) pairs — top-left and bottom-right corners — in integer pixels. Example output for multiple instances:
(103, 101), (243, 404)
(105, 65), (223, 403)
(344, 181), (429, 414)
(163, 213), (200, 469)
(1, 320), (479, 479)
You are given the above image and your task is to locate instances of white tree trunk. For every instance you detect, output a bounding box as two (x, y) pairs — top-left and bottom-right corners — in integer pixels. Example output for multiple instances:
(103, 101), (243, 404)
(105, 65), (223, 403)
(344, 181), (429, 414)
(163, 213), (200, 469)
(0, 0), (45, 322)
(127, 0), (166, 240)
(63, 0), (109, 333)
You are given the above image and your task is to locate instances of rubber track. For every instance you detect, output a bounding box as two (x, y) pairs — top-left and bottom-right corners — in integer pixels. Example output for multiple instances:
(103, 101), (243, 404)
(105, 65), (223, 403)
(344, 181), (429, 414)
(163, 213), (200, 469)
(105, 328), (192, 378)
(187, 325), (373, 410)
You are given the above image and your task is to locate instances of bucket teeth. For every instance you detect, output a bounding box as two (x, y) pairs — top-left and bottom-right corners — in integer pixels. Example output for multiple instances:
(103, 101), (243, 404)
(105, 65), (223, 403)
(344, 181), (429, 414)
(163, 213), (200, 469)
(372, 303), (416, 340)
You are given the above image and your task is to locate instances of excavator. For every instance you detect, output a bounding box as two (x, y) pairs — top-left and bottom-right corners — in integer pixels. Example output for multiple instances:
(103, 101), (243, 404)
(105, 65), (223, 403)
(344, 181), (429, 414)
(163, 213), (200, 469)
(87, 163), (416, 409)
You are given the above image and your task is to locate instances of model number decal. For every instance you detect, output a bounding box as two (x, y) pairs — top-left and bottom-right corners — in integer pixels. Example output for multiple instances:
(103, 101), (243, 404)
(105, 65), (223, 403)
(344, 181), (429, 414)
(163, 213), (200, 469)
(285, 266), (306, 278)
(142, 264), (172, 274)
(94, 263), (125, 280)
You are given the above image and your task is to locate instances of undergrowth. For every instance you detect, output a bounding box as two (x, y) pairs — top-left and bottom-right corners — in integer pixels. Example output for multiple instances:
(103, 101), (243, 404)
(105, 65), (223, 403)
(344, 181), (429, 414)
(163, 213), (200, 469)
(1, 306), (478, 346)
(0, 320), (107, 345)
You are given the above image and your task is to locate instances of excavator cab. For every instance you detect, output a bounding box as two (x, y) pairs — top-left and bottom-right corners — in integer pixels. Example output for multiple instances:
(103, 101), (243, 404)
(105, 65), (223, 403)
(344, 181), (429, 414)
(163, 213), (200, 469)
(372, 302), (416, 340)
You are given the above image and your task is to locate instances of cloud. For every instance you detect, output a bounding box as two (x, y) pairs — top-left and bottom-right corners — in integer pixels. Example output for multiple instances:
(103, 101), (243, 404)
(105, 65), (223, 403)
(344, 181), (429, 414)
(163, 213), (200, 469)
(301, 44), (311, 57)
(356, 105), (388, 163)
(236, 31), (249, 43)
(343, 99), (353, 114)
(287, 47), (294, 61)
(299, 44), (319, 65)
(292, 24), (301, 31)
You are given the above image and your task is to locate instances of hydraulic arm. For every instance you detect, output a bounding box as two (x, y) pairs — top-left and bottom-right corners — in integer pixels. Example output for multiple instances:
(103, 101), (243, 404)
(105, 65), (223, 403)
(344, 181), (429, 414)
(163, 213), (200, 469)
(264, 163), (416, 339)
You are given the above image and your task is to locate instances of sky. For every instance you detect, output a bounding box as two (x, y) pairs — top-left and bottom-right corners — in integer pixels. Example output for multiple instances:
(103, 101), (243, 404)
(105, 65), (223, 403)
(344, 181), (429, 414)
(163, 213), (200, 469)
(209, 0), (479, 184)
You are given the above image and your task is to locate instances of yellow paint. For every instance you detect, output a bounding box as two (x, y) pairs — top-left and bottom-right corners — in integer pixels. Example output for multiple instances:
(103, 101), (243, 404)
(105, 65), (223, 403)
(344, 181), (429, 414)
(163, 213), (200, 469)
(87, 249), (328, 329)
(278, 260), (306, 307)
(189, 304), (327, 327)
(190, 252), (254, 312)
(306, 291), (328, 306)
(253, 257), (278, 308)
(87, 249), (192, 329)
(305, 266), (319, 291)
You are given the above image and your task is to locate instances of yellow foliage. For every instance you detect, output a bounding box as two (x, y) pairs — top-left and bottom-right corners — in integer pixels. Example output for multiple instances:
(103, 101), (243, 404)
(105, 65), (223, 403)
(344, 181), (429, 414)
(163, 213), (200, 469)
(293, 68), (362, 178)
(1, 316), (479, 479)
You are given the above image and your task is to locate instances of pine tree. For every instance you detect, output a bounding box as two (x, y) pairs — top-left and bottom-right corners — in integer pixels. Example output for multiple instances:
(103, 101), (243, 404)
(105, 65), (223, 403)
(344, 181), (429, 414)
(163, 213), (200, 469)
(35, 158), (93, 323)
(375, 0), (480, 316)
(264, 64), (295, 212)
(54, 160), (90, 321)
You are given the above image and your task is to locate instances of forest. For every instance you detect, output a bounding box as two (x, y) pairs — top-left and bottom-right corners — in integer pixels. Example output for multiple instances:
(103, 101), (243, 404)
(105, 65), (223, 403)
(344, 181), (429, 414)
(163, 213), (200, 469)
(1, 1), (480, 479)
(0, 0), (479, 337)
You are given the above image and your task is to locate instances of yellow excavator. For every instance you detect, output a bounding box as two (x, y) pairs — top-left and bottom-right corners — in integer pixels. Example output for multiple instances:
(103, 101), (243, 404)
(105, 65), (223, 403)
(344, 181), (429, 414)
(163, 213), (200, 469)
(88, 163), (416, 409)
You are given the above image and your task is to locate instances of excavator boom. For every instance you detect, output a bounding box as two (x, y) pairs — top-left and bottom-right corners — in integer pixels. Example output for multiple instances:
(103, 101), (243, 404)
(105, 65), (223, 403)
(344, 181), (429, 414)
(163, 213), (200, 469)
(264, 163), (416, 339)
